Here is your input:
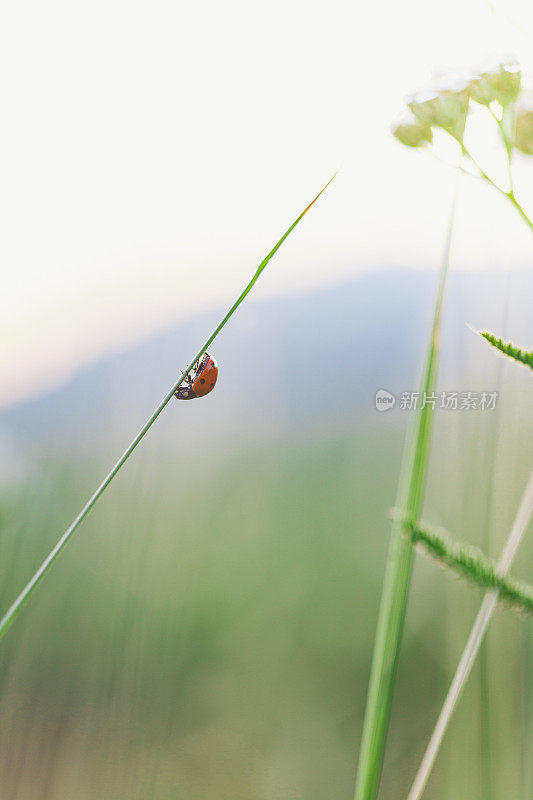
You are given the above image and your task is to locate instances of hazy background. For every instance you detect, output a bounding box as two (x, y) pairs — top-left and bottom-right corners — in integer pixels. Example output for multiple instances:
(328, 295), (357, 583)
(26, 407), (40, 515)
(2, 0), (533, 798)
(2, 269), (533, 799)
(2, 0), (533, 408)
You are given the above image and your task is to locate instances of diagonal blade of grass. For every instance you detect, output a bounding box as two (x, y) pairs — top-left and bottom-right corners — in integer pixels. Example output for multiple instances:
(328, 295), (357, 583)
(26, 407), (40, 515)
(0, 172), (336, 643)
(406, 468), (533, 800)
(353, 174), (460, 800)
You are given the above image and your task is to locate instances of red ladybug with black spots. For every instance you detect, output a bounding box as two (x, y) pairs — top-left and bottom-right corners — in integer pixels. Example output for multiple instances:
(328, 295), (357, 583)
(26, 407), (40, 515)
(174, 352), (218, 400)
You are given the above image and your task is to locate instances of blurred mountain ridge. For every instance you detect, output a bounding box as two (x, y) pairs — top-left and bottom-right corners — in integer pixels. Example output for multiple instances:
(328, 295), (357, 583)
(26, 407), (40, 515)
(2, 268), (532, 455)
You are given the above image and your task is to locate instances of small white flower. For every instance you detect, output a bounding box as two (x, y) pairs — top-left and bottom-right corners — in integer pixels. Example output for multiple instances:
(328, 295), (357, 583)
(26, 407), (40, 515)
(515, 91), (533, 154)
(407, 76), (470, 141)
(468, 57), (521, 106)
(391, 114), (433, 148)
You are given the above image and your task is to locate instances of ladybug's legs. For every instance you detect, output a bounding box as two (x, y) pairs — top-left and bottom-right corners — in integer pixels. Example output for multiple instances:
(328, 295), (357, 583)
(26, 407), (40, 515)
(175, 369), (193, 397)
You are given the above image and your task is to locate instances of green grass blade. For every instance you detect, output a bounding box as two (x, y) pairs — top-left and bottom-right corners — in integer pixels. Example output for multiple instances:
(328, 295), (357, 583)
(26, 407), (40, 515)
(353, 177), (460, 800)
(480, 331), (533, 370)
(0, 173), (336, 643)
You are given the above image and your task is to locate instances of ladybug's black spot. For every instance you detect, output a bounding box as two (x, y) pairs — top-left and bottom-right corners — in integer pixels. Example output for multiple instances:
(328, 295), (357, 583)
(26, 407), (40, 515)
(200, 378), (205, 384)
(210, 382), (214, 388)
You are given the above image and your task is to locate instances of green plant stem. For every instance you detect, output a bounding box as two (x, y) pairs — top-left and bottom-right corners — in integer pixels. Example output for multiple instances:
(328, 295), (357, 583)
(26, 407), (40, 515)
(489, 105), (514, 195)
(479, 594), (492, 800)
(461, 144), (533, 233)
(353, 175), (459, 800)
(520, 624), (533, 798)
(0, 173), (336, 643)
(507, 191), (533, 232)
(478, 279), (508, 800)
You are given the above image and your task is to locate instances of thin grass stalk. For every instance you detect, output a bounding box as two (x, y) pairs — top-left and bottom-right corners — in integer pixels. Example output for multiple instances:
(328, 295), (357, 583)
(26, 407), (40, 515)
(478, 530), (492, 800)
(0, 174), (336, 642)
(353, 175), (460, 800)
(478, 280), (509, 800)
(406, 468), (533, 800)
(520, 622), (533, 798)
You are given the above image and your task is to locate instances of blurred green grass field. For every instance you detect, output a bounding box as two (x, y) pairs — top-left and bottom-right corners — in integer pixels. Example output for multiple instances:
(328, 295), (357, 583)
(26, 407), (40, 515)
(1, 417), (532, 800)
(2, 271), (533, 799)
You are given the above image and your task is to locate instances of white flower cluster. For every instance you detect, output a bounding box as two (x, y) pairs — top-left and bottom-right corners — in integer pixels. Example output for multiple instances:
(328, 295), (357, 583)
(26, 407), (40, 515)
(392, 58), (533, 155)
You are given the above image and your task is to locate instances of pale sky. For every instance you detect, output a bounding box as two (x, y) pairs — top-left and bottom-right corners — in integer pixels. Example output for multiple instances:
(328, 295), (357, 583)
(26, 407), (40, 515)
(2, 0), (533, 408)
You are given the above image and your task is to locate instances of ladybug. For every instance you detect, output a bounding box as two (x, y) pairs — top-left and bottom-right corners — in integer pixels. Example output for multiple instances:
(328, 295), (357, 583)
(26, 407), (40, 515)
(174, 352), (218, 400)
